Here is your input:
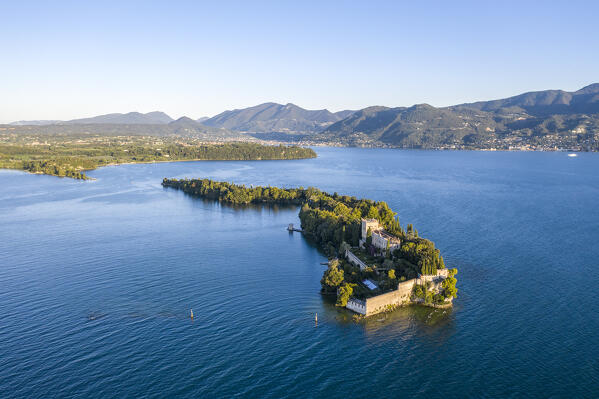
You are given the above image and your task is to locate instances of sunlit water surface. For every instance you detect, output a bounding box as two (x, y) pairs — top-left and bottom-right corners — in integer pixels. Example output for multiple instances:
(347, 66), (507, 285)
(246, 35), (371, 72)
(1, 148), (598, 398)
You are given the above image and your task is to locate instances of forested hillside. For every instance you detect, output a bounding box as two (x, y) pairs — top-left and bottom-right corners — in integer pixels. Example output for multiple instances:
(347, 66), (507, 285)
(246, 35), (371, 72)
(162, 178), (458, 306)
(203, 102), (354, 134)
(314, 84), (599, 150)
(0, 134), (316, 179)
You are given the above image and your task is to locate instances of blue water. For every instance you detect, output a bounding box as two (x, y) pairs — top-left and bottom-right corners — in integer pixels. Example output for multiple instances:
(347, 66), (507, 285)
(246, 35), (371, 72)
(1, 148), (598, 398)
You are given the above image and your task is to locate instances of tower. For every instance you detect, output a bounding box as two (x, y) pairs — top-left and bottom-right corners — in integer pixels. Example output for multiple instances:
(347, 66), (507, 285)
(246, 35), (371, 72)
(361, 218), (379, 239)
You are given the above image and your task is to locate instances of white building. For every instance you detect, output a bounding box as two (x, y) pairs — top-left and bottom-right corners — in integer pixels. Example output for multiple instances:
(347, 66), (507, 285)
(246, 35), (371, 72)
(359, 218), (401, 252)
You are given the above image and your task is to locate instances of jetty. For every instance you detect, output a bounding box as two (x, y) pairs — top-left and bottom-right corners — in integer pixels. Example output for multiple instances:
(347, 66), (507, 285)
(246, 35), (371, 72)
(287, 223), (303, 233)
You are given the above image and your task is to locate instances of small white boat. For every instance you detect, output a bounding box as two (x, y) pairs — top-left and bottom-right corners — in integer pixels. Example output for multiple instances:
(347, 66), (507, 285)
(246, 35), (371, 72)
(568, 153), (578, 157)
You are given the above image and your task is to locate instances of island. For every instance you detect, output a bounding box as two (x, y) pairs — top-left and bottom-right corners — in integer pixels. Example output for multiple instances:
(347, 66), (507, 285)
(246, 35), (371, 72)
(0, 133), (316, 179)
(161, 178), (458, 317)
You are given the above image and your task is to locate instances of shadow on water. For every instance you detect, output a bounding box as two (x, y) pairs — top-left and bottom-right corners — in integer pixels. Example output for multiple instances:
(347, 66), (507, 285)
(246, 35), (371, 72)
(319, 285), (456, 339)
(163, 186), (300, 214)
(165, 185), (455, 332)
(360, 306), (456, 344)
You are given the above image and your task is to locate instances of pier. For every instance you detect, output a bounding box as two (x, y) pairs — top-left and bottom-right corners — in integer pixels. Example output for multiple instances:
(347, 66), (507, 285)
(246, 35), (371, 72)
(287, 223), (303, 233)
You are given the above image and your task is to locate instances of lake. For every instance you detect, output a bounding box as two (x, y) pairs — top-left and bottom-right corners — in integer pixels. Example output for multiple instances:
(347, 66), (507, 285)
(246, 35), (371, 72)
(1, 148), (598, 398)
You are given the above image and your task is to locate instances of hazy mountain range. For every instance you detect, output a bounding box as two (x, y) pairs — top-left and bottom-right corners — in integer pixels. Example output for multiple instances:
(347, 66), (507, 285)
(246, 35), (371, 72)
(202, 102), (355, 134)
(6, 84), (599, 150)
(316, 83), (599, 149)
(11, 111), (174, 126)
(6, 115), (243, 140)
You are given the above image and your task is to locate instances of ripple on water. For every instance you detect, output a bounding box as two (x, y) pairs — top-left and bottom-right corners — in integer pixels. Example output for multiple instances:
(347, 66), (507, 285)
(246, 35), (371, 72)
(1, 149), (599, 398)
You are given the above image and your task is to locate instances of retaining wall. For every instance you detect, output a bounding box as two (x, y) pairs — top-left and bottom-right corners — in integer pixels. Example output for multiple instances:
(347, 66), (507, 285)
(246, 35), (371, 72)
(346, 269), (451, 316)
(345, 249), (368, 270)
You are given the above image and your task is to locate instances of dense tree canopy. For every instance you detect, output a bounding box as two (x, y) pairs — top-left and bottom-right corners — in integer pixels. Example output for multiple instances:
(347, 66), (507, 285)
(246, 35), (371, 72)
(163, 177), (458, 305)
(0, 134), (316, 179)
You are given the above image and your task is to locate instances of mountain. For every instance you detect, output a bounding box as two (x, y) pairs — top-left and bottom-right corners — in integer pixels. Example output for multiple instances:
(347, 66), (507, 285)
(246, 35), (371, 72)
(10, 111), (175, 126)
(452, 83), (599, 116)
(3, 116), (244, 140)
(10, 120), (62, 126)
(334, 110), (357, 119)
(167, 117), (242, 138)
(203, 102), (354, 134)
(318, 104), (500, 147)
(316, 84), (599, 150)
(64, 111), (174, 124)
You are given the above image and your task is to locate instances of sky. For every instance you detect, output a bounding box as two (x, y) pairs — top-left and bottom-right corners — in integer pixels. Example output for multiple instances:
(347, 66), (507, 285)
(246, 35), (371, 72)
(1, 0), (598, 123)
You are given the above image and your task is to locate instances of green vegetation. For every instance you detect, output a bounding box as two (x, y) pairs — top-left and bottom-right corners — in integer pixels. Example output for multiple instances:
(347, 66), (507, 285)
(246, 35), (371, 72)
(161, 178), (458, 305)
(336, 283), (356, 307)
(0, 133), (316, 179)
(313, 84), (599, 151)
(411, 268), (458, 305)
(441, 268), (458, 298)
(321, 260), (344, 294)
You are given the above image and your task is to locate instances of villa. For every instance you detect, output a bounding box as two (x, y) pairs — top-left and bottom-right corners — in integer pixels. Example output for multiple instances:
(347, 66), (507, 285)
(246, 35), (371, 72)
(359, 218), (401, 252)
(344, 218), (452, 316)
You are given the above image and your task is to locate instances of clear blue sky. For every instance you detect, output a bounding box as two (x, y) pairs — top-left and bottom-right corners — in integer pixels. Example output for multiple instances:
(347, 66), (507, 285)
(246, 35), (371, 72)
(1, 0), (597, 122)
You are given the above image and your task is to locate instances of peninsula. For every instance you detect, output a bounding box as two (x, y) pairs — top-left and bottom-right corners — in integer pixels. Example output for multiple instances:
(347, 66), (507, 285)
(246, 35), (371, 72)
(0, 133), (316, 179)
(161, 178), (458, 317)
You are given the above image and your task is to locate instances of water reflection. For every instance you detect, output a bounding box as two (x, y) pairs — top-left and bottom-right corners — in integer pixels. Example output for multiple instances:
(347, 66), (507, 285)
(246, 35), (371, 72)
(164, 185), (300, 214)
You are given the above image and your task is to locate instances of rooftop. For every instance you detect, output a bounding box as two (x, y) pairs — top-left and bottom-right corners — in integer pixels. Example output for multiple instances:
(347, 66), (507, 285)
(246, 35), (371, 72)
(363, 279), (379, 290)
(373, 228), (401, 243)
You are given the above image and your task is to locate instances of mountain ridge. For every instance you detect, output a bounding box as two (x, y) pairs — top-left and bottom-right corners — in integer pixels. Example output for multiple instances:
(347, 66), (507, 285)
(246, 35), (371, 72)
(6, 83), (599, 150)
(63, 111), (174, 125)
(202, 102), (355, 134)
(11, 111), (175, 126)
(316, 84), (599, 150)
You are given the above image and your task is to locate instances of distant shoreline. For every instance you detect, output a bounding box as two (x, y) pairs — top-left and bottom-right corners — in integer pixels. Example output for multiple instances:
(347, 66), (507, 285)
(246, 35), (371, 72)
(0, 137), (316, 180)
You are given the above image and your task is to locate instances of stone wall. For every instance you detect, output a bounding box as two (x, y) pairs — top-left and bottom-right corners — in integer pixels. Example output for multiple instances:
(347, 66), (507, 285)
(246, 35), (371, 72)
(345, 249), (367, 271)
(364, 279), (415, 315)
(346, 298), (367, 315)
(361, 219), (379, 239)
(346, 269), (451, 316)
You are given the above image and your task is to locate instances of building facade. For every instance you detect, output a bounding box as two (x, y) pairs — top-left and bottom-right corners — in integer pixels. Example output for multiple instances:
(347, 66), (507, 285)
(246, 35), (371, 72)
(359, 218), (401, 252)
(345, 269), (452, 316)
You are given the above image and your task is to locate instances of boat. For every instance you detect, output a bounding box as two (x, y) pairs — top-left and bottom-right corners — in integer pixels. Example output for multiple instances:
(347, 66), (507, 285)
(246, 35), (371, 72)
(568, 153), (578, 157)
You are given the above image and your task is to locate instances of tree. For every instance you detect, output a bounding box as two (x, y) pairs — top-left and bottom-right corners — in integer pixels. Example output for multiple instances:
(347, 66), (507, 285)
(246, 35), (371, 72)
(321, 266), (344, 293)
(413, 284), (424, 299)
(336, 283), (356, 307)
(340, 241), (351, 255)
(366, 227), (373, 247)
(383, 258), (394, 270)
(433, 293), (445, 304)
(424, 290), (433, 305)
(442, 275), (458, 298)
(163, 177), (458, 302)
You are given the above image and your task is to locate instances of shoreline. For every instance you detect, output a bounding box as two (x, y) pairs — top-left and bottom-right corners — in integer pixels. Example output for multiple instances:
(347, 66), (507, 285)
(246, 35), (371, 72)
(0, 154), (316, 180)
